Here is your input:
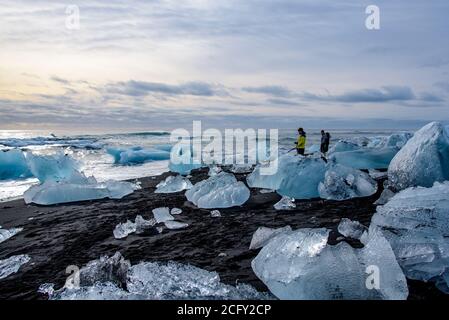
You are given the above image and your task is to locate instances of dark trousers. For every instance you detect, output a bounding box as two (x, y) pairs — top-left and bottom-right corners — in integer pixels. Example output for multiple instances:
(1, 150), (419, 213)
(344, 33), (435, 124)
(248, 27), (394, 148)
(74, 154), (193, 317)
(297, 148), (305, 155)
(320, 143), (329, 153)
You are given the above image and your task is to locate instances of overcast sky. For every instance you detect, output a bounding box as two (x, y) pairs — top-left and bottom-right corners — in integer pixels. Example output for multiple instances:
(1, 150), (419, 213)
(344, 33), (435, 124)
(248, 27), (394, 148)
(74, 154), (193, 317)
(0, 0), (448, 131)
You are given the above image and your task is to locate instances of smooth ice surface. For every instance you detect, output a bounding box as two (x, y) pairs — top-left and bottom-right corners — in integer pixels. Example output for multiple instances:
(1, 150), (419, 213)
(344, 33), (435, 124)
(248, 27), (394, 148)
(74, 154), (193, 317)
(186, 172), (250, 208)
(155, 175), (192, 193)
(247, 154), (326, 200)
(0, 255), (31, 280)
(0, 226), (23, 243)
(152, 207), (174, 223)
(337, 218), (367, 240)
(107, 146), (170, 165)
(164, 220), (189, 230)
(43, 252), (270, 300)
(388, 122), (449, 190)
(0, 149), (32, 180)
(318, 164), (378, 201)
(273, 196), (296, 210)
(252, 228), (408, 300)
(369, 182), (449, 293)
(249, 226), (292, 250)
(24, 173), (137, 205)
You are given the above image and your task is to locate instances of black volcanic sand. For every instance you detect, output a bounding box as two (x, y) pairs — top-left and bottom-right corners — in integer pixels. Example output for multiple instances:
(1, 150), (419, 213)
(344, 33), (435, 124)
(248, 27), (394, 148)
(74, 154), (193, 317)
(0, 168), (447, 300)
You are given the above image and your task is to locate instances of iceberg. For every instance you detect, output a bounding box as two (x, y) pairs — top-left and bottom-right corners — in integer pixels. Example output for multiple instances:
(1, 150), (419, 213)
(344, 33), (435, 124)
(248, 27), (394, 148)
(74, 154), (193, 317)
(155, 175), (192, 193)
(252, 227), (408, 300)
(41, 252), (270, 300)
(337, 218), (367, 240)
(24, 173), (137, 205)
(273, 196), (296, 210)
(388, 122), (449, 190)
(318, 164), (378, 201)
(186, 172), (250, 208)
(329, 141), (360, 153)
(369, 181), (449, 293)
(0, 255), (31, 280)
(107, 146), (170, 165)
(247, 154), (326, 200)
(152, 207), (174, 223)
(0, 226), (23, 243)
(0, 149), (32, 180)
(249, 226), (292, 250)
(25, 152), (81, 183)
(330, 147), (399, 170)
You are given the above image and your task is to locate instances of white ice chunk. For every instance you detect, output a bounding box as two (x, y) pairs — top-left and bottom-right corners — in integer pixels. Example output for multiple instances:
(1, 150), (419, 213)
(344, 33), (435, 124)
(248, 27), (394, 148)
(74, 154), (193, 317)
(164, 220), (189, 230)
(388, 122), (449, 190)
(249, 226), (292, 250)
(186, 172), (250, 208)
(252, 228), (408, 300)
(337, 218), (367, 240)
(273, 196), (296, 210)
(42, 253), (270, 300)
(113, 220), (137, 239)
(0, 226), (23, 243)
(155, 175), (193, 193)
(0, 255), (31, 280)
(152, 207), (174, 223)
(260, 189), (275, 194)
(247, 154), (326, 199)
(170, 208), (182, 215)
(369, 181), (449, 293)
(210, 210), (221, 217)
(318, 164), (378, 201)
(230, 164), (253, 174)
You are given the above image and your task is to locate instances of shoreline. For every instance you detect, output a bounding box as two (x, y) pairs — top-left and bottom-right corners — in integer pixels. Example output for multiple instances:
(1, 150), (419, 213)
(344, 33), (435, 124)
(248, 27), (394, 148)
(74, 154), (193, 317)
(0, 168), (447, 300)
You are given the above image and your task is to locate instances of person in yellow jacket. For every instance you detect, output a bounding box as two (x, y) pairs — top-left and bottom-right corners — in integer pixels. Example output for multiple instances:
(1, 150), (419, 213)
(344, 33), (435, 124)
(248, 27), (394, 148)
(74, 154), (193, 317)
(295, 127), (307, 155)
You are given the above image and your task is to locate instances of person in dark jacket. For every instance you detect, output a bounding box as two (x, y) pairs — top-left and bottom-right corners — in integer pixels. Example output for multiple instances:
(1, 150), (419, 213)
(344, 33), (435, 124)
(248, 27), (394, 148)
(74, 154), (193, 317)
(320, 130), (331, 156)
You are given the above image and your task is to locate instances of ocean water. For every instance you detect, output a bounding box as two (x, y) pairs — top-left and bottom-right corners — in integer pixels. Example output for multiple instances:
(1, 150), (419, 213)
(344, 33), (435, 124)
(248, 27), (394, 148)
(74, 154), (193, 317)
(0, 128), (401, 202)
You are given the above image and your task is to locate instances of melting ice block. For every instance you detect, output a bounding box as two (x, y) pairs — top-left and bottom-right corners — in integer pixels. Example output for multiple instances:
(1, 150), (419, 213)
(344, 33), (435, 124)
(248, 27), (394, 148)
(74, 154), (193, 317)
(25, 152), (81, 183)
(42, 252), (270, 300)
(186, 172), (250, 208)
(171, 208), (182, 215)
(0, 149), (32, 180)
(388, 122), (449, 190)
(273, 196), (296, 210)
(318, 164), (378, 201)
(369, 181), (449, 293)
(152, 207), (174, 223)
(247, 154), (326, 199)
(230, 164), (253, 174)
(155, 175), (192, 193)
(113, 220), (137, 239)
(337, 218), (367, 240)
(249, 226), (292, 250)
(0, 226), (23, 243)
(107, 146), (170, 165)
(0, 255), (31, 280)
(252, 228), (408, 300)
(164, 220), (189, 230)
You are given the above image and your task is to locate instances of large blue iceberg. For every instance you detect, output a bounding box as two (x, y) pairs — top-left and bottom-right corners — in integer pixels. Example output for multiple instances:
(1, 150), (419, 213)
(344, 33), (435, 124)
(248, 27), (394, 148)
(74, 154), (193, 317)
(0, 149), (32, 180)
(107, 146), (170, 165)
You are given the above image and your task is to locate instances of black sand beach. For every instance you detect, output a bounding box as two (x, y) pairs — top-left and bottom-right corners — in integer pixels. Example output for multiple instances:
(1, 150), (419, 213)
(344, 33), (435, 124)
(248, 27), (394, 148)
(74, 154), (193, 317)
(0, 168), (447, 300)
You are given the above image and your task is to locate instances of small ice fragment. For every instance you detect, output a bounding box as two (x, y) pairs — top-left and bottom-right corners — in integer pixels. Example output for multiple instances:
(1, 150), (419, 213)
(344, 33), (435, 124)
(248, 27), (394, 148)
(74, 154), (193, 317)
(218, 253), (227, 257)
(0, 255), (31, 280)
(152, 207), (174, 223)
(156, 227), (164, 234)
(337, 218), (367, 240)
(368, 169), (388, 180)
(0, 226), (23, 243)
(113, 220), (136, 239)
(230, 164), (253, 174)
(273, 196), (296, 210)
(155, 175), (193, 193)
(38, 283), (55, 296)
(171, 208), (182, 215)
(164, 221), (189, 230)
(135, 215), (156, 234)
(260, 189), (275, 194)
(249, 226), (292, 250)
(210, 210), (221, 218)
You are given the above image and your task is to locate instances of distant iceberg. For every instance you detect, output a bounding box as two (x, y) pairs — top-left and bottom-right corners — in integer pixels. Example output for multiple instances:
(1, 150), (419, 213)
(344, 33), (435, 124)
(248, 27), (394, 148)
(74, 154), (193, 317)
(186, 172), (250, 208)
(388, 122), (449, 190)
(107, 146), (170, 165)
(252, 227), (408, 300)
(369, 181), (449, 293)
(41, 252), (270, 300)
(0, 149), (32, 181)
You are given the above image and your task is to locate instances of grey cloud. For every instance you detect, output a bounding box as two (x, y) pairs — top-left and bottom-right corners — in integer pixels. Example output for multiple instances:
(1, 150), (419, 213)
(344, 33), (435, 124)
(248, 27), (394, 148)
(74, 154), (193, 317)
(242, 85), (292, 97)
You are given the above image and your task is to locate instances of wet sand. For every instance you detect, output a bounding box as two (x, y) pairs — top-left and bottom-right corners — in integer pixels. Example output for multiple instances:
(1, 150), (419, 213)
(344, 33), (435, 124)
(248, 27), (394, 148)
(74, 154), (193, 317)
(0, 168), (447, 300)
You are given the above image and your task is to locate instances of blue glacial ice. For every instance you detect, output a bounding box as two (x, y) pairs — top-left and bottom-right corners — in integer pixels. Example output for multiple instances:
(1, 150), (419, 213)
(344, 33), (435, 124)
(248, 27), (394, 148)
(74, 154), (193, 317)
(0, 149), (32, 180)
(168, 145), (204, 175)
(328, 141), (360, 153)
(152, 207), (174, 223)
(25, 152), (81, 183)
(369, 181), (449, 293)
(318, 163), (378, 201)
(252, 227), (408, 300)
(155, 175), (193, 193)
(388, 122), (449, 190)
(249, 226), (292, 250)
(273, 196), (296, 210)
(247, 154), (326, 199)
(107, 146), (170, 165)
(0, 255), (31, 280)
(337, 218), (367, 240)
(0, 226), (23, 243)
(186, 172), (250, 208)
(41, 252), (270, 300)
